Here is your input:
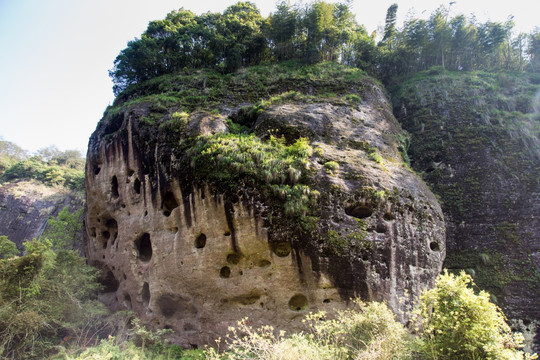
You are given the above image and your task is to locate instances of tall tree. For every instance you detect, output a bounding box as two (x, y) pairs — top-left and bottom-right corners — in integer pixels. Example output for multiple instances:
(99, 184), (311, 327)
(268, 1), (298, 60)
(527, 29), (540, 72)
(381, 4), (398, 46)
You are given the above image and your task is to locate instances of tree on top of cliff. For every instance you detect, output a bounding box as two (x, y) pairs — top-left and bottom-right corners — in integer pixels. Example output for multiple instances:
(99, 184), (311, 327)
(109, 1), (539, 96)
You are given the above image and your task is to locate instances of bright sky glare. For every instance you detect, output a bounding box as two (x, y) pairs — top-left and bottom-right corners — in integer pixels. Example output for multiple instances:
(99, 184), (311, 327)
(0, 0), (537, 154)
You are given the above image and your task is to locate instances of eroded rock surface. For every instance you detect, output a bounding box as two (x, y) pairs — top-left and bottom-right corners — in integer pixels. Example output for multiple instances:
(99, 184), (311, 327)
(85, 69), (445, 347)
(0, 180), (83, 248)
(393, 71), (540, 351)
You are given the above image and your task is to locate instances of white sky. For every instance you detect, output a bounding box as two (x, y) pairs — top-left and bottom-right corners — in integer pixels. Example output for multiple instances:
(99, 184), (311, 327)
(0, 0), (537, 154)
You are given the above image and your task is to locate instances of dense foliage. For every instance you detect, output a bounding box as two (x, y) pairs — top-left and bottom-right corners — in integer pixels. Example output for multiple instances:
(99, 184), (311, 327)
(415, 271), (533, 360)
(204, 274), (535, 359)
(110, 1), (540, 94)
(0, 238), (107, 359)
(205, 300), (410, 360)
(0, 143), (85, 190)
(190, 134), (319, 230)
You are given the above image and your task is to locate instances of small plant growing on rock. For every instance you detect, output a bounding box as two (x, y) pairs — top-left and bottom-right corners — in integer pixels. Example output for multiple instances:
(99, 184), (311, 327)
(323, 160), (339, 174)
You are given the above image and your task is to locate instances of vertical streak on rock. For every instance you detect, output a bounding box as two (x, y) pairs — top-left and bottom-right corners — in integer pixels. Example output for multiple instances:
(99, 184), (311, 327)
(223, 200), (238, 252)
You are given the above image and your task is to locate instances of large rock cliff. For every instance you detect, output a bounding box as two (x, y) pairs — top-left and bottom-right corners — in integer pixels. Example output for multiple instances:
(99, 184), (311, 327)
(0, 180), (84, 249)
(392, 69), (540, 351)
(84, 63), (445, 347)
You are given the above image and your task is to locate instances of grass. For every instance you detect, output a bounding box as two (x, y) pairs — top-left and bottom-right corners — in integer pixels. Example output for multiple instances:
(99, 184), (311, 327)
(189, 134), (319, 229)
(106, 61), (367, 116)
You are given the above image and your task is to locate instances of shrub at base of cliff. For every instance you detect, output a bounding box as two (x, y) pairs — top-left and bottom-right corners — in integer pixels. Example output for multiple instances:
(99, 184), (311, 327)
(415, 271), (535, 360)
(0, 239), (107, 359)
(204, 300), (411, 360)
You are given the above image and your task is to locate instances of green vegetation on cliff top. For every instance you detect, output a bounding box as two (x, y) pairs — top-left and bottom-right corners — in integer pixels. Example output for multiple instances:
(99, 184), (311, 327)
(0, 142), (85, 191)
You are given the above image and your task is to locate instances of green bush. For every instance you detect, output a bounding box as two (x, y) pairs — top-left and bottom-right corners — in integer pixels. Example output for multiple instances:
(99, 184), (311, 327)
(65, 334), (204, 360)
(0, 235), (18, 259)
(190, 134), (319, 229)
(0, 239), (107, 359)
(323, 161), (339, 173)
(415, 271), (534, 360)
(204, 300), (410, 360)
(40, 206), (83, 250)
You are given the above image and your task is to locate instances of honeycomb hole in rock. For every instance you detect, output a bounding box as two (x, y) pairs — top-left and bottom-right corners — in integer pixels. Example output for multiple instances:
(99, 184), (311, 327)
(323, 299), (331, 304)
(127, 169), (135, 177)
(429, 241), (440, 252)
(93, 165), (101, 175)
(224, 231), (231, 236)
(162, 191), (179, 217)
(257, 259), (271, 268)
(102, 233), (109, 248)
(376, 222), (387, 233)
(158, 295), (178, 318)
(90, 227), (97, 237)
(135, 233), (152, 262)
(220, 266), (231, 278)
(133, 178), (141, 194)
(124, 293), (132, 309)
(271, 242), (291, 257)
(227, 253), (242, 264)
(195, 233), (207, 249)
(288, 294), (308, 311)
(345, 204), (373, 219)
(100, 270), (119, 293)
(383, 212), (395, 221)
(105, 218), (118, 243)
(142, 282), (150, 307)
(111, 176), (119, 198)
(231, 293), (261, 305)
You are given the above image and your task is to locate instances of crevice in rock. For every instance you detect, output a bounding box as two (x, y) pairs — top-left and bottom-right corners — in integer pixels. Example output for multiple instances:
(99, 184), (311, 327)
(224, 200), (238, 252)
(142, 282), (150, 307)
(111, 176), (119, 199)
(124, 293), (132, 309)
(105, 218), (118, 245)
(229, 292), (260, 305)
(100, 269), (119, 293)
(133, 178), (141, 194)
(162, 191), (179, 217)
(135, 233), (152, 262)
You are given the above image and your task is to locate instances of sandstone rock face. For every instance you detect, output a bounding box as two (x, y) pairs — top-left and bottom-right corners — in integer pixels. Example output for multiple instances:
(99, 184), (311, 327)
(393, 71), (540, 351)
(85, 72), (445, 347)
(0, 180), (83, 248)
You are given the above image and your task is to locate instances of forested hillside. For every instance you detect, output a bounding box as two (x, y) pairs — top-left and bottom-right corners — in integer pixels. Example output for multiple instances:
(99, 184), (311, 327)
(0, 141), (85, 248)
